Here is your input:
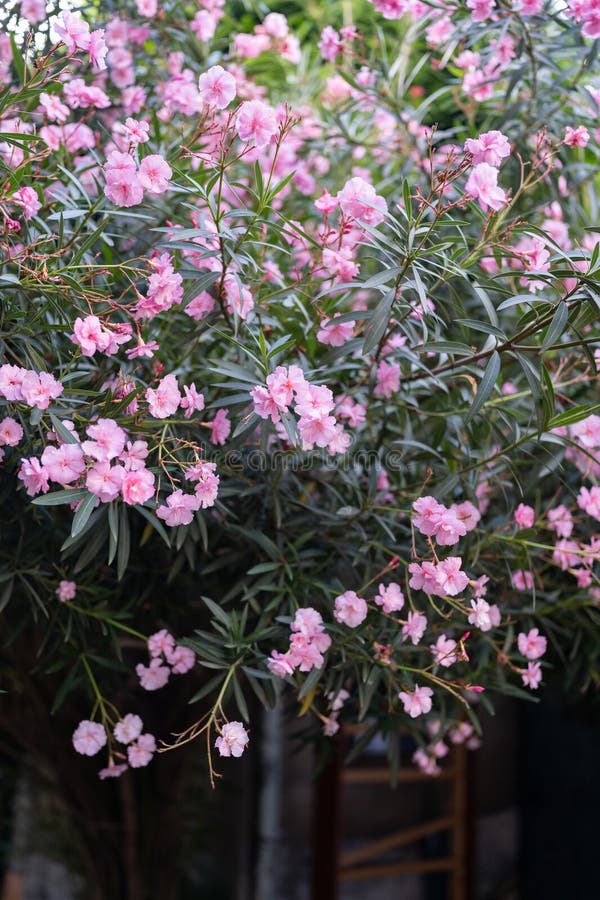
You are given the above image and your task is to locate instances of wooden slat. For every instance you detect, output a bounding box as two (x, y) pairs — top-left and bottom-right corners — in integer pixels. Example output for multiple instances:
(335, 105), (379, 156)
(340, 815), (455, 868)
(340, 857), (455, 881)
(342, 766), (456, 785)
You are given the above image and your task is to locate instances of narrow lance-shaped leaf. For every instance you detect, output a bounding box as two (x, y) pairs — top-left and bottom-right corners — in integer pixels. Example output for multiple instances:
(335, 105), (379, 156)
(465, 351), (501, 423)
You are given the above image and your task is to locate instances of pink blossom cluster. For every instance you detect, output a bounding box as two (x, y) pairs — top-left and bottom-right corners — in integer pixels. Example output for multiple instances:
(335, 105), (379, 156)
(136, 629), (196, 690)
(251, 365), (350, 454)
(408, 558), (470, 597)
(464, 130), (510, 212)
(412, 496), (481, 546)
(0, 363), (63, 410)
(318, 25), (359, 62)
(54, 11), (108, 71)
(568, 0), (600, 39)
(322, 689), (351, 736)
(70, 315), (132, 357)
(267, 607), (332, 676)
(104, 149), (171, 208)
(135, 252), (183, 320)
(232, 12), (300, 64)
(517, 628), (547, 690)
(113, 713), (157, 769)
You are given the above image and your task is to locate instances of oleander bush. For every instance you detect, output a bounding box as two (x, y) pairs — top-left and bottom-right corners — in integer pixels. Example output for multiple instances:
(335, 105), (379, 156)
(1, 0), (600, 801)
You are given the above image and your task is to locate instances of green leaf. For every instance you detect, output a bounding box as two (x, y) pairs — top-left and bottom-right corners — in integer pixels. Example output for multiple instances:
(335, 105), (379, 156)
(10, 35), (25, 85)
(362, 287), (395, 354)
(49, 415), (78, 445)
(465, 351), (501, 423)
(542, 301), (569, 350)
(33, 488), (89, 507)
(70, 492), (98, 539)
(202, 595), (231, 627)
(117, 506), (130, 581)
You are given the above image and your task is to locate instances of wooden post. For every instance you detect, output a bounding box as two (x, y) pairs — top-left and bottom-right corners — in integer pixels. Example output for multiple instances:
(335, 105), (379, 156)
(311, 743), (342, 900)
(450, 745), (469, 900)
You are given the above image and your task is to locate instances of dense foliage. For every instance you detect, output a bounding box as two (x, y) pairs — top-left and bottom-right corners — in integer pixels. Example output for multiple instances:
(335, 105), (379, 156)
(1, 0), (600, 796)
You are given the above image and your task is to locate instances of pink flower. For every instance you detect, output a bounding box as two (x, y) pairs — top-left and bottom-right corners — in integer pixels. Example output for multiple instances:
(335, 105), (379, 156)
(337, 176), (387, 226)
(86, 462), (125, 502)
(564, 125), (590, 148)
(156, 490), (200, 526)
(236, 100), (278, 148)
(334, 590), (367, 627)
(98, 763), (128, 780)
(552, 539), (581, 570)
(180, 383), (205, 418)
(148, 629), (175, 658)
(138, 154), (172, 194)
(56, 580), (76, 602)
(398, 685), (434, 718)
(88, 29), (108, 71)
(82, 418), (127, 462)
(209, 409), (231, 445)
(215, 721), (249, 758)
(468, 599), (500, 632)
(136, 658), (170, 690)
(298, 414), (338, 449)
(546, 504), (573, 538)
(512, 569), (534, 591)
(267, 650), (296, 677)
(374, 360), (400, 398)
(0, 364), (25, 401)
(317, 317), (355, 347)
(514, 503), (535, 529)
(465, 163), (506, 212)
(124, 117), (150, 143)
(11, 186), (41, 220)
(127, 733), (156, 767)
(0, 416), (23, 447)
(186, 462), (220, 508)
(436, 557), (469, 596)
(402, 610), (427, 645)
(464, 130), (510, 166)
(72, 719), (106, 756)
(41, 444), (85, 484)
(185, 291), (216, 320)
(466, 0), (495, 21)
(430, 635), (458, 667)
(375, 582), (405, 613)
(451, 501), (481, 532)
(121, 468), (155, 505)
(522, 661), (542, 690)
(20, 0), (46, 24)
(578, 485), (600, 521)
(120, 440), (149, 471)
(251, 385), (281, 422)
(198, 65), (236, 108)
(71, 316), (112, 356)
(114, 713), (143, 744)
(55, 11), (91, 53)
(295, 383), (334, 418)
(20, 370), (63, 409)
(434, 509), (468, 547)
(146, 373), (181, 418)
(165, 644), (196, 674)
(136, 0), (158, 16)
(517, 628), (547, 660)
(412, 496), (445, 536)
(104, 167), (144, 207)
(18, 457), (49, 496)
